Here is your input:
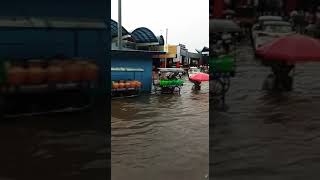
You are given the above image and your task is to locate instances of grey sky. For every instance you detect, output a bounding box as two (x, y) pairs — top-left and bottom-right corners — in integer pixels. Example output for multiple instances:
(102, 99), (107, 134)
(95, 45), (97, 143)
(111, 0), (209, 52)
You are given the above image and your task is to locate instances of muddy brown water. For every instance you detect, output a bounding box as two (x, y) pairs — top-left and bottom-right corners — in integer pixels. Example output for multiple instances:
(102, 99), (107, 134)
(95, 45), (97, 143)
(0, 109), (107, 180)
(212, 40), (320, 180)
(112, 80), (209, 180)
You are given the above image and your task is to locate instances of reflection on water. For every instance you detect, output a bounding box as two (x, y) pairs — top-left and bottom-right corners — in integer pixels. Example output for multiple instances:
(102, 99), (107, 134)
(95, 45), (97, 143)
(112, 80), (209, 180)
(212, 41), (320, 179)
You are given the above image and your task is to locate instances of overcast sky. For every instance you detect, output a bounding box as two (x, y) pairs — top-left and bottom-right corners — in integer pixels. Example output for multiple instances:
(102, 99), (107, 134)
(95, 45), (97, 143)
(111, 0), (209, 52)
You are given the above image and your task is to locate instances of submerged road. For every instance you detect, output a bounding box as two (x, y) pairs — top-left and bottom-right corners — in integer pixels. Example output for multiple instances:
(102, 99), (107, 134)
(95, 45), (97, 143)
(0, 111), (107, 180)
(212, 40), (320, 180)
(112, 79), (209, 180)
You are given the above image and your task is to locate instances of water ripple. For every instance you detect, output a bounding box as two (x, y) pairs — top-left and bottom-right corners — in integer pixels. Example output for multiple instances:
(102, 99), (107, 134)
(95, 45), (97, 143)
(112, 80), (209, 179)
(212, 42), (320, 179)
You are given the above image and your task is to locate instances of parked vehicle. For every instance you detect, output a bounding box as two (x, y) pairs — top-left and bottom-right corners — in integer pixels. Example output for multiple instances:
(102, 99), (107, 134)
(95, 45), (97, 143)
(210, 19), (242, 41)
(210, 18), (239, 108)
(251, 16), (284, 47)
(253, 21), (294, 51)
(188, 67), (201, 78)
(305, 24), (320, 38)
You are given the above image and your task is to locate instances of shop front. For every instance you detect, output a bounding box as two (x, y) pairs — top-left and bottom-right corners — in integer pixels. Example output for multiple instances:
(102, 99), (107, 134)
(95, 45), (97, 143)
(0, 0), (109, 118)
(0, 1), (110, 179)
(111, 50), (164, 96)
(152, 44), (177, 68)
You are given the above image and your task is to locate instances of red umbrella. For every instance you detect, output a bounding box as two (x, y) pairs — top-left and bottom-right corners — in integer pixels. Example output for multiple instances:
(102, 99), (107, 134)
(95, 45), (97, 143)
(256, 34), (320, 63)
(189, 73), (209, 82)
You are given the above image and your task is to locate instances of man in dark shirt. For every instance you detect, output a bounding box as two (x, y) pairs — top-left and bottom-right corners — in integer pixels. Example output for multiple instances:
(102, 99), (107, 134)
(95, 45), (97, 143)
(190, 79), (201, 91)
(271, 61), (294, 91)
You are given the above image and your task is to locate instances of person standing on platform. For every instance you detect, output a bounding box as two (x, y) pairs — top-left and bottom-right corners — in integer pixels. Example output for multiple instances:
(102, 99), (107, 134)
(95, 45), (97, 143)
(305, 9), (314, 25)
(297, 10), (306, 34)
(290, 8), (298, 29)
(315, 7), (320, 25)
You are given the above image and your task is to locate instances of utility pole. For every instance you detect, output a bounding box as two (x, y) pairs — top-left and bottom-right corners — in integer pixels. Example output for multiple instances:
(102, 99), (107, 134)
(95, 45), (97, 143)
(166, 28), (168, 44)
(165, 28), (168, 68)
(118, 0), (122, 49)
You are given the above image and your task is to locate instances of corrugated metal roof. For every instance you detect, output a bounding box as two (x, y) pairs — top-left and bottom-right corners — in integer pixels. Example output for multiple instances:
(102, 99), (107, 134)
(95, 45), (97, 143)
(111, 19), (129, 38)
(196, 47), (209, 53)
(258, 16), (283, 22)
(131, 27), (158, 43)
(263, 21), (291, 26)
(210, 19), (241, 33)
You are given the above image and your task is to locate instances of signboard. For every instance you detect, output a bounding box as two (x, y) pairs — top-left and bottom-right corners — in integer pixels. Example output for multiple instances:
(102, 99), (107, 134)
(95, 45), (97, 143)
(154, 44), (177, 59)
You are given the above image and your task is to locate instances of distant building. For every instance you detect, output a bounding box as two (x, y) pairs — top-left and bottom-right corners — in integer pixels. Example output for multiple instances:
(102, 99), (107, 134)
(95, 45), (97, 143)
(152, 44), (178, 68)
(152, 44), (205, 68)
(196, 47), (209, 66)
(111, 19), (164, 50)
(111, 19), (205, 74)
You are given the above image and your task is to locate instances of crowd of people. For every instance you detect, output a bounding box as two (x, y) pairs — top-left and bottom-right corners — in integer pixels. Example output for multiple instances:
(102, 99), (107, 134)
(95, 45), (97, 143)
(212, 3), (320, 93)
(222, 4), (320, 34)
(287, 7), (320, 34)
(256, 4), (320, 34)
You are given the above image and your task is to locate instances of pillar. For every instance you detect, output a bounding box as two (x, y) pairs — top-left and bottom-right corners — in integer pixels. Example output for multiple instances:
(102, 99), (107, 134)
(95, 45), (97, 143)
(213, 0), (225, 18)
(286, 0), (298, 13)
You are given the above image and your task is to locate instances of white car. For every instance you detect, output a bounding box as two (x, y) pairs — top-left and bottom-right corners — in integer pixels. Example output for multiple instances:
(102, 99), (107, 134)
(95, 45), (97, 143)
(251, 16), (283, 46)
(253, 21), (294, 51)
(188, 67), (201, 78)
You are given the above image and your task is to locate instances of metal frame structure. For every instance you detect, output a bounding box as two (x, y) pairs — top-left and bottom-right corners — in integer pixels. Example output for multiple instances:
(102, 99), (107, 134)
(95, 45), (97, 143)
(153, 68), (185, 95)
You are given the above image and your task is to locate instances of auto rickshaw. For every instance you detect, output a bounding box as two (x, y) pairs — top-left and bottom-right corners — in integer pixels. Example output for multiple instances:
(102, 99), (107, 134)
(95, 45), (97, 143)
(209, 19), (240, 108)
(153, 68), (184, 94)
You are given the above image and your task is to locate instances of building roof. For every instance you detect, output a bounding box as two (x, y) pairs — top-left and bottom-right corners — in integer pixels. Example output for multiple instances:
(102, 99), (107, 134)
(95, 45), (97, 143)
(258, 16), (283, 22)
(111, 49), (165, 58)
(131, 27), (159, 43)
(196, 47), (209, 53)
(111, 19), (129, 38)
(263, 21), (291, 26)
(157, 35), (165, 45)
(210, 19), (241, 33)
(188, 52), (202, 59)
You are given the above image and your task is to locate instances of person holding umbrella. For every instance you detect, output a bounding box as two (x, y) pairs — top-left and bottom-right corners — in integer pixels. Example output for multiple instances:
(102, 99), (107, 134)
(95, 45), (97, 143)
(190, 79), (202, 91)
(270, 61), (295, 91)
(189, 72), (209, 91)
(257, 34), (320, 92)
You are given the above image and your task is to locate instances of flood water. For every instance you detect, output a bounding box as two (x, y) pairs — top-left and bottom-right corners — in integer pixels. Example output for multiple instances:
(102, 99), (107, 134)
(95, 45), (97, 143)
(212, 40), (320, 179)
(0, 110), (107, 180)
(112, 79), (209, 180)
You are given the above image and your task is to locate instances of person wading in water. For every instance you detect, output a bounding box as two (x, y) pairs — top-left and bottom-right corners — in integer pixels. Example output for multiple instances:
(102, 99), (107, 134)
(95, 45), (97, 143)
(264, 61), (295, 91)
(192, 80), (201, 91)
